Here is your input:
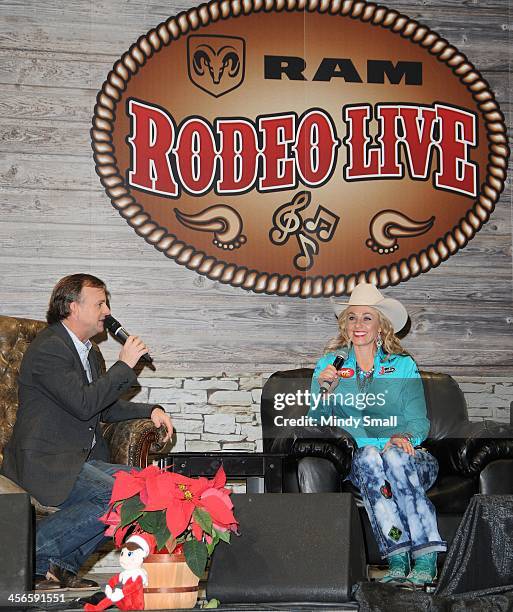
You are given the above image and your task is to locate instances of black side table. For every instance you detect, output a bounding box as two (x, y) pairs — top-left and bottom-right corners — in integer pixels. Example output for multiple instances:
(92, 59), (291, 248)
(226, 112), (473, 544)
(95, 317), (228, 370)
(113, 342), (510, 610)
(152, 452), (287, 493)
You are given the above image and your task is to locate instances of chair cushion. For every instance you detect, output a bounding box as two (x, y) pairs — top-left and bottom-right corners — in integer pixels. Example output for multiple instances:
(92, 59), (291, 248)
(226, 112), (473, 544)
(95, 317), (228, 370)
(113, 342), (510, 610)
(420, 371), (470, 440)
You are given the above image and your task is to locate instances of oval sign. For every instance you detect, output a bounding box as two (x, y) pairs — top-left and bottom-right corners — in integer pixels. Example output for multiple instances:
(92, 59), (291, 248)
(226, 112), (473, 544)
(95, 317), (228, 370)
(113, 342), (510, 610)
(92, 0), (509, 297)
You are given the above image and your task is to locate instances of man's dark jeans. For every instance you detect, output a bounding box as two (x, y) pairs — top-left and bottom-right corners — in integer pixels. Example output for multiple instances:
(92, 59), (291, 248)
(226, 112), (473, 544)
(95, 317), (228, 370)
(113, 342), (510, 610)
(35, 460), (134, 576)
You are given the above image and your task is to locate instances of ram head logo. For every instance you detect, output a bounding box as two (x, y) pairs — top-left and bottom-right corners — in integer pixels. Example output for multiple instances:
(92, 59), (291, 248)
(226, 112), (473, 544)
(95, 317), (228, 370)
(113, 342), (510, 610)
(188, 35), (245, 97)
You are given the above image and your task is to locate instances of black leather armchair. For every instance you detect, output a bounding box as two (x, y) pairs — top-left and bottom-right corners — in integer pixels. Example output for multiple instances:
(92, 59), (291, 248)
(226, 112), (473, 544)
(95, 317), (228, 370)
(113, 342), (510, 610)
(261, 368), (513, 563)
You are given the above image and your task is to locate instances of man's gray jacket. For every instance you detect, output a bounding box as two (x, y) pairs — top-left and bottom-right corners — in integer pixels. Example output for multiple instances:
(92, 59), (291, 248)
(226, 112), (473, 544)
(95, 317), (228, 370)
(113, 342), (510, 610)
(1, 322), (153, 506)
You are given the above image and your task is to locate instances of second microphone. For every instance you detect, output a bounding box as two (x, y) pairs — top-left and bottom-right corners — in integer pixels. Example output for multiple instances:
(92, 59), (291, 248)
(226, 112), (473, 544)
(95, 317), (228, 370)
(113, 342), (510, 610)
(319, 352), (348, 393)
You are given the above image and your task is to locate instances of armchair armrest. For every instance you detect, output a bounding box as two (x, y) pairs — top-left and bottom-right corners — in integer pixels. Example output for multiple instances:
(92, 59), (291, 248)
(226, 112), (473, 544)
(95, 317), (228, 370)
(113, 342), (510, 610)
(456, 421), (513, 476)
(270, 426), (356, 479)
(102, 418), (169, 468)
(292, 437), (355, 478)
(426, 421), (513, 477)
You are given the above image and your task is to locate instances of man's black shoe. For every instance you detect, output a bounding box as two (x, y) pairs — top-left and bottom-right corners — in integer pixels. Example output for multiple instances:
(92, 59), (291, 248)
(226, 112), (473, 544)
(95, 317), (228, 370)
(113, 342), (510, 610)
(47, 563), (99, 590)
(34, 574), (63, 590)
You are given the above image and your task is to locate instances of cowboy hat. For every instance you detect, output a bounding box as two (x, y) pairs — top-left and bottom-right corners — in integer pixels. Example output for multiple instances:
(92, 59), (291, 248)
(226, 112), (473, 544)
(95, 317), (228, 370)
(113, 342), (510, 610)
(331, 283), (408, 332)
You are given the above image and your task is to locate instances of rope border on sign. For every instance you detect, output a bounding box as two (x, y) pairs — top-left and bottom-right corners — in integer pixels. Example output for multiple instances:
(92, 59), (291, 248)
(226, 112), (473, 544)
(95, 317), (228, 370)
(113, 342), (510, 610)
(91, 0), (509, 297)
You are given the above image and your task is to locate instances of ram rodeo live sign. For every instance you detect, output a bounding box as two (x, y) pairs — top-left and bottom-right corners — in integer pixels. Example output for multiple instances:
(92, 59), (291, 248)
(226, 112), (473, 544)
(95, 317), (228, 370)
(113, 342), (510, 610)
(91, 0), (509, 297)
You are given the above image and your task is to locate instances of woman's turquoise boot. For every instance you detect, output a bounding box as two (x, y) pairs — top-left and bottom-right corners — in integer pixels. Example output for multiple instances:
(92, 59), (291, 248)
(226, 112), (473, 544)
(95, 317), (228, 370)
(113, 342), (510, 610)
(380, 552), (410, 583)
(406, 552), (437, 586)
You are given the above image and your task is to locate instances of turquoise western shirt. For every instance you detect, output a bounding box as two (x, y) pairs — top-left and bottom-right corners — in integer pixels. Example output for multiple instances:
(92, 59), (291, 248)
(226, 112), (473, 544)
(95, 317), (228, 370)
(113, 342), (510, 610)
(307, 348), (429, 449)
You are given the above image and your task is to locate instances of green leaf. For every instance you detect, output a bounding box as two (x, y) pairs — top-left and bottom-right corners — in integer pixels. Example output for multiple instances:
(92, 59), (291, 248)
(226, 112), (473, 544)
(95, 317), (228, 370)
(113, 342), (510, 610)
(138, 510), (166, 534)
(155, 525), (172, 551)
(193, 507), (213, 536)
(138, 511), (171, 550)
(214, 528), (231, 544)
(202, 598), (220, 608)
(206, 532), (220, 556)
(183, 539), (208, 578)
(120, 495), (144, 528)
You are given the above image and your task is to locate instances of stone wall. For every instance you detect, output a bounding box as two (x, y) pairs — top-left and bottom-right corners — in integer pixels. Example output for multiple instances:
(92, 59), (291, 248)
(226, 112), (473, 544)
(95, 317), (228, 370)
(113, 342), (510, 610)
(458, 378), (513, 423)
(138, 375), (266, 452)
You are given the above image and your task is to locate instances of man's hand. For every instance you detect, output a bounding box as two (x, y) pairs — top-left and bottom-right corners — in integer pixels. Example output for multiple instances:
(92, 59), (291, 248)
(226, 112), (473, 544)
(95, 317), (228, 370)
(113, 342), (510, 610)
(383, 435), (415, 456)
(119, 336), (149, 369)
(151, 407), (174, 443)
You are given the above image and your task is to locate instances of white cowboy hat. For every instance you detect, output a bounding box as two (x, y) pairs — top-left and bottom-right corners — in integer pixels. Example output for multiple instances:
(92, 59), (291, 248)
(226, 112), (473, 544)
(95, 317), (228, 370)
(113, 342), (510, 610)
(331, 283), (408, 333)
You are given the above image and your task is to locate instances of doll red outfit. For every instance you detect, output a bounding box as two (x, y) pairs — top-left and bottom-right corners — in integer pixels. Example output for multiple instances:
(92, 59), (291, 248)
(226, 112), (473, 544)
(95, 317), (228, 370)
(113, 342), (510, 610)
(84, 568), (147, 611)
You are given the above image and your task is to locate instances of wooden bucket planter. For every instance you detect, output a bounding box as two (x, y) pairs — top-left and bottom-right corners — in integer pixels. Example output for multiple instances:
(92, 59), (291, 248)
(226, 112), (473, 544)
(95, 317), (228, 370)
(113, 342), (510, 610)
(143, 553), (200, 610)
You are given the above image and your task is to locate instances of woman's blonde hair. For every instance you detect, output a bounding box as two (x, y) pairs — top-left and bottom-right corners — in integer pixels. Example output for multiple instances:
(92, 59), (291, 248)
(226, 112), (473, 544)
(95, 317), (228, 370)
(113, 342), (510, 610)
(325, 307), (408, 357)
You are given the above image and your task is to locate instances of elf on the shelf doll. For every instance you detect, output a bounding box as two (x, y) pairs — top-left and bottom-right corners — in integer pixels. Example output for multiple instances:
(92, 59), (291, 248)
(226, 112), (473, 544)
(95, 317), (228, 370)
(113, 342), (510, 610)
(84, 534), (153, 611)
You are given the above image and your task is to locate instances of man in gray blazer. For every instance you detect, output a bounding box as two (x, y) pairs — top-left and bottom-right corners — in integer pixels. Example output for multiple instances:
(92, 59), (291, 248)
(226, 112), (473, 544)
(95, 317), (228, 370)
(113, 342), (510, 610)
(1, 274), (173, 590)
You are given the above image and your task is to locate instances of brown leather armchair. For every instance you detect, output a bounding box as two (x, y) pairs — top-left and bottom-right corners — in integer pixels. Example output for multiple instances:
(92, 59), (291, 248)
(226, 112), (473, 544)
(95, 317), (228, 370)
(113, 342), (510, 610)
(0, 314), (168, 510)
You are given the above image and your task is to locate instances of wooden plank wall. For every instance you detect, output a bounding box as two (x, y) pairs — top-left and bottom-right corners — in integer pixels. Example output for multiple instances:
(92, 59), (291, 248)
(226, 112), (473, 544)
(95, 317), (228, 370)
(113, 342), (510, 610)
(0, 0), (511, 377)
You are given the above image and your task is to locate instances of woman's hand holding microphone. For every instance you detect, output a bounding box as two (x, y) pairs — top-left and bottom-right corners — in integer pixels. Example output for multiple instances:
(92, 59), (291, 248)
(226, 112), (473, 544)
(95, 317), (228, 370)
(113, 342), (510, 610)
(318, 364), (341, 388)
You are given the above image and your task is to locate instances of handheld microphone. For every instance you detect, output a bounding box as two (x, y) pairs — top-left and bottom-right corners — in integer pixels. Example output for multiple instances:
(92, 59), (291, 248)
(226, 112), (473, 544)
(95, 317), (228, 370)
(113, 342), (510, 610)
(103, 315), (153, 364)
(319, 351), (348, 394)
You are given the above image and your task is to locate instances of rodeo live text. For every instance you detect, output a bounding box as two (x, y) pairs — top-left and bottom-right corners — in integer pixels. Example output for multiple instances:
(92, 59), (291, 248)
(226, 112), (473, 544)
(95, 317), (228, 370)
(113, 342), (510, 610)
(127, 99), (478, 200)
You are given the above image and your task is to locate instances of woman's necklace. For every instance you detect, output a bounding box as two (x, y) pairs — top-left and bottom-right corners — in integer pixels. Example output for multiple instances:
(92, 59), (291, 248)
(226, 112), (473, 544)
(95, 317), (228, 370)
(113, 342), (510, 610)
(355, 363), (375, 393)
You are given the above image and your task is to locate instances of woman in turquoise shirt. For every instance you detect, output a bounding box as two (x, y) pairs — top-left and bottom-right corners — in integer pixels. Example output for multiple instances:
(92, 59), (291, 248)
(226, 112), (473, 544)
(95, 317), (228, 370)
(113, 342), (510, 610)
(307, 283), (446, 586)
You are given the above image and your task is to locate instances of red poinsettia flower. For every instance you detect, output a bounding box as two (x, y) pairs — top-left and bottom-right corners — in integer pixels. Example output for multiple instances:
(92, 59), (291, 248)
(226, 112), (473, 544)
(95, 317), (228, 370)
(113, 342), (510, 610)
(200, 487), (238, 532)
(109, 465), (161, 504)
(164, 473), (214, 538)
(210, 465), (227, 489)
(99, 503), (122, 537)
(99, 502), (133, 546)
(101, 463), (239, 572)
(190, 517), (204, 542)
(140, 466), (237, 539)
(143, 470), (182, 511)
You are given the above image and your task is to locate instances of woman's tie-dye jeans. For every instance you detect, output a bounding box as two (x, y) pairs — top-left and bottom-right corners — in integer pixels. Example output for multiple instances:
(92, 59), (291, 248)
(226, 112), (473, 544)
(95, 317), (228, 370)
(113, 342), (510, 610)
(348, 445), (447, 559)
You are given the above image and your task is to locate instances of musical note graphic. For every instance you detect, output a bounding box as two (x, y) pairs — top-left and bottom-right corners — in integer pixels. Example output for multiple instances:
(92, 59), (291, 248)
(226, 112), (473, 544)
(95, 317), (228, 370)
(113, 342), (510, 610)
(269, 191), (311, 245)
(304, 206), (340, 242)
(294, 233), (319, 271)
(269, 191), (340, 271)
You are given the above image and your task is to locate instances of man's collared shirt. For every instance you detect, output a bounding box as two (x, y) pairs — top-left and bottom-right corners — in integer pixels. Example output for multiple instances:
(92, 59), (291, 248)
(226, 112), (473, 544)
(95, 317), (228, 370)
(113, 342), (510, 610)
(61, 322), (95, 447)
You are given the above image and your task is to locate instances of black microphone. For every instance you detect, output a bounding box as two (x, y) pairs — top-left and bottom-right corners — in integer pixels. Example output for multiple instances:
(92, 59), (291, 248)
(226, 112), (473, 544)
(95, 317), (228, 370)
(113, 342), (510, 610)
(103, 315), (153, 364)
(319, 351), (348, 394)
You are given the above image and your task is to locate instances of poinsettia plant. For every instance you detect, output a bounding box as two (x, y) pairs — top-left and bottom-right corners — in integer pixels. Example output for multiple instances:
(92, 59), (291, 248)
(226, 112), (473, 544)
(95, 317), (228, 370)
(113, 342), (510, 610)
(100, 465), (239, 578)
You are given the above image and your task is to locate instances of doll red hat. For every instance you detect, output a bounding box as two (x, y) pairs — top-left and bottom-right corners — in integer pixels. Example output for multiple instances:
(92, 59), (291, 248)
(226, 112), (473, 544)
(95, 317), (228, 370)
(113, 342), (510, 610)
(124, 533), (154, 557)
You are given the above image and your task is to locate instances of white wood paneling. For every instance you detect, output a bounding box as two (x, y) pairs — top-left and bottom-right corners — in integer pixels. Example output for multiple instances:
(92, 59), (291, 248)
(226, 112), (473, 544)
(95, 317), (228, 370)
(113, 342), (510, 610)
(0, 0), (511, 377)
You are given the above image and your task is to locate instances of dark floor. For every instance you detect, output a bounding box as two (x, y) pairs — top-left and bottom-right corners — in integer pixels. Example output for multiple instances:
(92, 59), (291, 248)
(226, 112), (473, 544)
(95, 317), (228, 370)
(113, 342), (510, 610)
(19, 569), (363, 611)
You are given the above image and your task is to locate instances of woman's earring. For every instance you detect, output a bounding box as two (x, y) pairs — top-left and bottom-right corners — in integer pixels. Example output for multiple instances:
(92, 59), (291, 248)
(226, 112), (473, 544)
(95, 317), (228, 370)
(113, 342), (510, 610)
(376, 334), (383, 348)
